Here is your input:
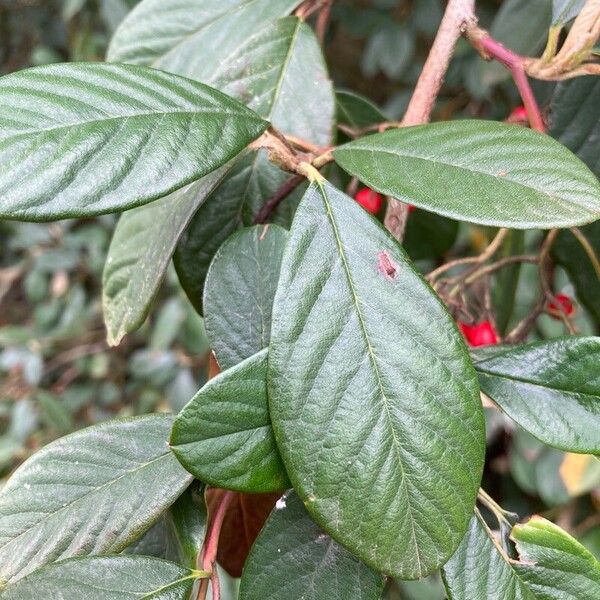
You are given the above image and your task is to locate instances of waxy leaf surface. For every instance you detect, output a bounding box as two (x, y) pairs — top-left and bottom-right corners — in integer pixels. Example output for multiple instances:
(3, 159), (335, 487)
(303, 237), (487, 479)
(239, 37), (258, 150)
(475, 337), (600, 454)
(102, 167), (229, 346)
(443, 512), (600, 599)
(239, 492), (385, 600)
(175, 17), (333, 313)
(0, 63), (267, 220)
(108, 0), (301, 79)
(268, 181), (485, 578)
(0, 415), (191, 583)
(333, 120), (600, 228)
(204, 225), (288, 369)
(171, 350), (289, 493)
(0, 556), (200, 599)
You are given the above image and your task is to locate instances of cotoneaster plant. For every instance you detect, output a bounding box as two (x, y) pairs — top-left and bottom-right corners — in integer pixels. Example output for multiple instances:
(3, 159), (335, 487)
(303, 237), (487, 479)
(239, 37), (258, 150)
(0, 1), (599, 599)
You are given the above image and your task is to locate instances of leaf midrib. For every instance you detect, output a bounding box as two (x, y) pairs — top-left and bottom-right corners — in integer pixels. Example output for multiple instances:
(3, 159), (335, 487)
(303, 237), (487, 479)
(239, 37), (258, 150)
(316, 181), (423, 576)
(0, 108), (263, 141)
(335, 145), (599, 214)
(475, 364), (600, 401)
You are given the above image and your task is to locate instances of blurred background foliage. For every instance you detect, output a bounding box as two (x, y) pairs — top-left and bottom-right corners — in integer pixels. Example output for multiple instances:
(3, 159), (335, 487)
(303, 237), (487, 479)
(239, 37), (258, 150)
(0, 1), (598, 597)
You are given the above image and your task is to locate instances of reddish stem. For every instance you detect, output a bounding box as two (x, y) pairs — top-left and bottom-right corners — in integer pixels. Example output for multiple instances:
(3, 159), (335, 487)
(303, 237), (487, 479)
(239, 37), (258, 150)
(196, 490), (235, 600)
(253, 174), (304, 224)
(201, 491), (235, 572)
(473, 34), (546, 133)
(316, 0), (332, 44)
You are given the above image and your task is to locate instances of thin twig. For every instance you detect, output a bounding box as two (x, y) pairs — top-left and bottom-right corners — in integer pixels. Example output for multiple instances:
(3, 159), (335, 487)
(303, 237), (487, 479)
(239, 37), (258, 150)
(253, 175), (304, 224)
(384, 1), (476, 239)
(478, 488), (513, 527)
(197, 490), (235, 600)
(316, 0), (332, 44)
(402, 0), (476, 126)
(459, 255), (538, 288)
(428, 228), (510, 283)
(466, 27), (546, 132)
(505, 230), (559, 342)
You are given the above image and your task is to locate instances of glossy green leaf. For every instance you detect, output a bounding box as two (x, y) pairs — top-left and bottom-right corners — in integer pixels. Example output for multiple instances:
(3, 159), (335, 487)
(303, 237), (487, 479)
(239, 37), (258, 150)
(105, 7), (310, 337)
(0, 556), (202, 599)
(549, 76), (600, 177)
(175, 17), (333, 313)
(552, 222), (600, 323)
(108, 0), (301, 79)
(336, 89), (387, 130)
(0, 63), (267, 221)
(474, 337), (600, 454)
(268, 181), (485, 578)
(204, 225), (288, 369)
(171, 349), (289, 493)
(511, 516), (600, 596)
(442, 511), (535, 599)
(165, 483), (207, 569)
(0, 415), (192, 584)
(174, 159), (254, 315)
(443, 512), (600, 599)
(239, 492), (385, 600)
(333, 120), (600, 228)
(552, 0), (585, 25)
(102, 167), (230, 346)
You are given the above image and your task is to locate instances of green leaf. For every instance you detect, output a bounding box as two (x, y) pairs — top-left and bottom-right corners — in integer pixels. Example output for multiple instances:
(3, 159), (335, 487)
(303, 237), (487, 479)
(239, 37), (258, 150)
(549, 76), (600, 177)
(102, 167), (230, 346)
(0, 63), (267, 221)
(210, 17), (333, 146)
(442, 511), (535, 599)
(336, 90), (387, 130)
(474, 337), (600, 454)
(204, 225), (288, 369)
(0, 556), (202, 599)
(333, 121), (600, 229)
(403, 209), (458, 262)
(511, 516), (600, 596)
(108, 0), (302, 78)
(174, 160), (253, 315)
(0, 415), (192, 584)
(268, 181), (485, 578)
(175, 16), (333, 313)
(443, 512), (600, 599)
(552, 222), (600, 323)
(552, 0), (585, 25)
(493, 230), (525, 334)
(165, 483), (207, 569)
(171, 350), (289, 493)
(238, 492), (385, 600)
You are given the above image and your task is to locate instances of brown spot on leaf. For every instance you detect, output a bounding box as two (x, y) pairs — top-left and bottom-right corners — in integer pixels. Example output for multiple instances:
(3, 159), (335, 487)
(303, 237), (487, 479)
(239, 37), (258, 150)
(377, 251), (398, 279)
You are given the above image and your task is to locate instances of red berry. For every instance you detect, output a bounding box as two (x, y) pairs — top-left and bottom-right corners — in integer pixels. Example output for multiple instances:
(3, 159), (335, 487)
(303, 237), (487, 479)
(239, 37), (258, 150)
(507, 105), (528, 124)
(407, 204), (416, 213)
(458, 321), (499, 347)
(546, 294), (576, 320)
(355, 187), (382, 215)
